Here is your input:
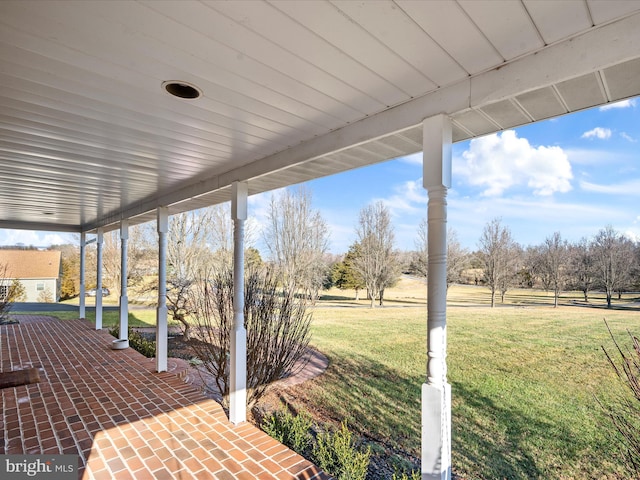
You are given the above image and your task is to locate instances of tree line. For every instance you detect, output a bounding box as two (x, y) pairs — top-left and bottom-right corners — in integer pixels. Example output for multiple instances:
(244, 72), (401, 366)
(473, 219), (640, 308)
(34, 188), (639, 311)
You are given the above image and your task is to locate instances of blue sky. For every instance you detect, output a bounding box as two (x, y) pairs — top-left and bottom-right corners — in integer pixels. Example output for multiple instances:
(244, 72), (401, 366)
(2, 98), (639, 254)
(302, 98), (640, 253)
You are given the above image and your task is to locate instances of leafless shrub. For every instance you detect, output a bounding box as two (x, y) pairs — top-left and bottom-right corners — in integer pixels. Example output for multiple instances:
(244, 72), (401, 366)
(166, 278), (197, 340)
(599, 319), (640, 474)
(0, 264), (12, 321)
(188, 264), (312, 407)
(1, 264), (24, 322)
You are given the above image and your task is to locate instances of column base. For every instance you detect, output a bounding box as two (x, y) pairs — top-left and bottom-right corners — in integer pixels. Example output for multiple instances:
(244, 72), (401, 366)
(119, 295), (128, 339)
(156, 305), (168, 372)
(229, 327), (247, 425)
(422, 382), (451, 480)
(95, 297), (103, 330)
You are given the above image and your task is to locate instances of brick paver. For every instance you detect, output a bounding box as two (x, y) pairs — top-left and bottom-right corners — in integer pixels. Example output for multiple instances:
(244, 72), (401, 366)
(1, 315), (329, 479)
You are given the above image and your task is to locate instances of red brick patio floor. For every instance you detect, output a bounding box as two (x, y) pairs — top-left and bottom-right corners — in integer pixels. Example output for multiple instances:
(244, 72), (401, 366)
(0, 315), (329, 479)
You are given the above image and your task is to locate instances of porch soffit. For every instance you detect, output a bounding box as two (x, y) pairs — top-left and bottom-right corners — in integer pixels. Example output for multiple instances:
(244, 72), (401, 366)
(1, 1), (640, 233)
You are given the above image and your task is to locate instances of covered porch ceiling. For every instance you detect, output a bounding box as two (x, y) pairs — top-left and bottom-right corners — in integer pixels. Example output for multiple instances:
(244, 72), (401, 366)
(1, 0), (640, 234)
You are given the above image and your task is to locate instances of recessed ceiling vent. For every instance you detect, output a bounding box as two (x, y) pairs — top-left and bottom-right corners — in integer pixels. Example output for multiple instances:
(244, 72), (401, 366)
(162, 81), (202, 99)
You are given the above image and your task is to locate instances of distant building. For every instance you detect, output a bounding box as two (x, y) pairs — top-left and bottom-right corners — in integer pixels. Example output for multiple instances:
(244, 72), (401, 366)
(0, 250), (62, 302)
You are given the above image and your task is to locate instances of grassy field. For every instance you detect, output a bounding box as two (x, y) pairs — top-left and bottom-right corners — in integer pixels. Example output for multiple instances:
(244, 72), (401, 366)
(278, 281), (639, 479)
(11, 308), (160, 328)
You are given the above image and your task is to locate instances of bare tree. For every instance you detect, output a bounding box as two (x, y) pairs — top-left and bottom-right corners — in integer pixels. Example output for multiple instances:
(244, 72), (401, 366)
(499, 243), (521, 304)
(166, 208), (216, 339)
(633, 242), (640, 292)
(526, 245), (550, 290)
(446, 229), (470, 289)
(413, 221), (469, 290)
(567, 238), (596, 302)
(263, 187), (330, 301)
(206, 202), (260, 269)
(96, 224), (155, 298)
(591, 226), (635, 308)
(352, 201), (399, 308)
(102, 230), (120, 295)
(377, 255), (401, 307)
(412, 218), (429, 279)
(163, 203), (259, 338)
(478, 218), (519, 307)
(616, 238), (639, 299)
(539, 232), (570, 307)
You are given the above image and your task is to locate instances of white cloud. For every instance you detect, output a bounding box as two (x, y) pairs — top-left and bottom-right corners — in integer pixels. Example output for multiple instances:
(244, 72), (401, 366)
(621, 132), (637, 143)
(376, 179), (427, 216)
(447, 195), (628, 249)
(247, 189), (274, 221)
(626, 217), (640, 243)
(580, 179), (640, 196)
(565, 147), (632, 166)
(453, 130), (573, 197)
(599, 99), (637, 111)
(452, 196), (618, 223)
(397, 152), (422, 166)
(581, 127), (612, 140)
(0, 229), (72, 247)
(625, 229), (640, 243)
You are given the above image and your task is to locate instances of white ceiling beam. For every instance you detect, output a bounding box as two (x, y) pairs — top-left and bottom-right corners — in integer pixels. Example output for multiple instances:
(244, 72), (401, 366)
(85, 11), (640, 232)
(471, 11), (640, 106)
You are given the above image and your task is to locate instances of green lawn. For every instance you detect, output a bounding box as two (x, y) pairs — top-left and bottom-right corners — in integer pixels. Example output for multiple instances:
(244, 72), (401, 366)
(296, 285), (638, 479)
(11, 308), (160, 328)
(14, 282), (639, 478)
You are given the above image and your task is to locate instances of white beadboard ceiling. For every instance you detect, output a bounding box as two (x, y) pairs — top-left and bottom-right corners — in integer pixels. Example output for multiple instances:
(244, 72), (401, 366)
(1, 0), (640, 233)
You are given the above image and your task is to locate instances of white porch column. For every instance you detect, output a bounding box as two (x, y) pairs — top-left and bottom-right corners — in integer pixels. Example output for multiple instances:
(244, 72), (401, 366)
(156, 207), (169, 373)
(119, 220), (129, 340)
(95, 229), (104, 330)
(79, 232), (86, 319)
(230, 181), (248, 424)
(422, 114), (452, 480)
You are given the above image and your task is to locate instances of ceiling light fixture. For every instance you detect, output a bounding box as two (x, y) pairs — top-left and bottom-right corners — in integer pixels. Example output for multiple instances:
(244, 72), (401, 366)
(162, 81), (202, 99)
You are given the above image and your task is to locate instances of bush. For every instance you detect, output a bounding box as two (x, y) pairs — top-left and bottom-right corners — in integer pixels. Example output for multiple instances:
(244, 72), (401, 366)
(37, 287), (54, 303)
(8, 279), (26, 302)
(600, 319), (640, 474)
(262, 407), (313, 454)
(392, 471), (421, 480)
(261, 407), (370, 480)
(109, 326), (156, 358)
(312, 421), (370, 480)
(1, 276), (26, 322)
(188, 264), (312, 407)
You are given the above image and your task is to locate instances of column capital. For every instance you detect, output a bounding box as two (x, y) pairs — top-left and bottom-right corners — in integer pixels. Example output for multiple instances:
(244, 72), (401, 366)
(232, 181), (248, 221)
(157, 207), (169, 233)
(120, 219), (129, 240)
(423, 114), (452, 190)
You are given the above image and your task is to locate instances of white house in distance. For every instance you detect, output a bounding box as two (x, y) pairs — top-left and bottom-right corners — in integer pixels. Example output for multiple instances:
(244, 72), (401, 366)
(0, 250), (62, 302)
